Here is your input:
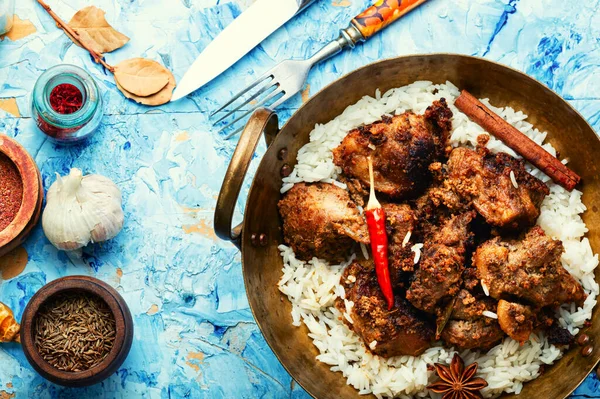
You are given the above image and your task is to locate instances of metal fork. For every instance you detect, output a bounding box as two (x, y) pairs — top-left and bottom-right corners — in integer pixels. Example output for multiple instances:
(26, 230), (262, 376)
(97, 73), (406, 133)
(211, 25), (363, 139)
(212, 0), (430, 139)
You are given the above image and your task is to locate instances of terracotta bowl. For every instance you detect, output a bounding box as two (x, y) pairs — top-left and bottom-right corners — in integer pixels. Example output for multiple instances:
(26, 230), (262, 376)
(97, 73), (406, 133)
(20, 276), (134, 387)
(215, 54), (600, 399)
(0, 134), (43, 257)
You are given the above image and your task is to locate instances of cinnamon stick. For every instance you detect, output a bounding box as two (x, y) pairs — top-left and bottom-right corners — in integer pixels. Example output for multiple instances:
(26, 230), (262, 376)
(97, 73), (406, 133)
(454, 90), (580, 191)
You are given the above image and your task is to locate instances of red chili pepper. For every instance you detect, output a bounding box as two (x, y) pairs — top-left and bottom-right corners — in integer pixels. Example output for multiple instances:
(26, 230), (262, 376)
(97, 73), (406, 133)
(365, 157), (394, 310)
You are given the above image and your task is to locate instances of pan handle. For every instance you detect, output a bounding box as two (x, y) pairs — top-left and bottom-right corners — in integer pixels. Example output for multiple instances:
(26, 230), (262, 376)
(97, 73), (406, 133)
(214, 108), (279, 248)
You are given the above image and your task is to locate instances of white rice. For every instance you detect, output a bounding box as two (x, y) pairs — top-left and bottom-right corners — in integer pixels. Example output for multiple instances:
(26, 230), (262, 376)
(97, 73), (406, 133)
(402, 231), (411, 248)
(482, 281), (490, 297)
(278, 81), (599, 398)
(483, 311), (499, 320)
(411, 243), (424, 264)
(510, 170), (519, 188)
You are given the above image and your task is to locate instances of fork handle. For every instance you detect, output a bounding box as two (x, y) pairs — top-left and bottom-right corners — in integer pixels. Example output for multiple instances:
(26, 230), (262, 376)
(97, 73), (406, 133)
(308, 0), (429, 75)
(352, 0), (429, 39)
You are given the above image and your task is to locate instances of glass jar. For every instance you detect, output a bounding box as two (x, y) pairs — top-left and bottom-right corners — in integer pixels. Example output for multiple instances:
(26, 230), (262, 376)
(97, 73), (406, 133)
(0, 0), (14, 36)
(31, 65), (103, 144)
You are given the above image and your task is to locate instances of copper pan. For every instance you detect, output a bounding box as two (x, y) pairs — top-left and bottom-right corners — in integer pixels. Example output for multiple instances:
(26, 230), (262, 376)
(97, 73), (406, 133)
(214, 54), (600, 399)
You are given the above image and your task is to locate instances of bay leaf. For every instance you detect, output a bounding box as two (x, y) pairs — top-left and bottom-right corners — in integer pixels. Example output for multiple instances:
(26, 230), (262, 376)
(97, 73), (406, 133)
(115, 69), (176, 106)
(68, 6), (129, 54)
(113, 58), (170, 97)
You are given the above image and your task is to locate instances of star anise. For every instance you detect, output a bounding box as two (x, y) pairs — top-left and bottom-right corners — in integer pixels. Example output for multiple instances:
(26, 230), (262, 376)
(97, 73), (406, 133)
(427, 354), (488, 399)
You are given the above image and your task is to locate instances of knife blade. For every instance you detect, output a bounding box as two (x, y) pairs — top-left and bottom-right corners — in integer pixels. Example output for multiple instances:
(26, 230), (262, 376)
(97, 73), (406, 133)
(171, 0), (316, 101)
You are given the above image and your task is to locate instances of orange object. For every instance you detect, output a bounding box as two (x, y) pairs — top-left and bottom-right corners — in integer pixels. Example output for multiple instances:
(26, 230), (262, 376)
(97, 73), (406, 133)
(352, 0), (428, 39)
(0, 301), (20, 343)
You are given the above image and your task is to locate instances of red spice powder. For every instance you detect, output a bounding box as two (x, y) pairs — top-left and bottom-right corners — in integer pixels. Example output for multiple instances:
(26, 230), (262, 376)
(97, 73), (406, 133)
(0, 153), (23, 232)
(49, 83), (83, 114)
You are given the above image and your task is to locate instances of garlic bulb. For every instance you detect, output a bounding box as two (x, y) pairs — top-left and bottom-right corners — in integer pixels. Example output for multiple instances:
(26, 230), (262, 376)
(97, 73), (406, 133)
(42, 168), (124, 251)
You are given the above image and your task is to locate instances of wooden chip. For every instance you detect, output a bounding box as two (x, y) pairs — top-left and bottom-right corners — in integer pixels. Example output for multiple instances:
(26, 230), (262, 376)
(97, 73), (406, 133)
(68, 6), (129, 54)
(115, 68), (176, 106)
(114, 58), (170, 97)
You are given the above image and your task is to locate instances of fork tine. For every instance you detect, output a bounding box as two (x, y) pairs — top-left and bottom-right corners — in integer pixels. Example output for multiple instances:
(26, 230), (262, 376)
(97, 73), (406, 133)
(224, 125), (244, 140)
(218, 88), (285, 137)
(212, 81), (277, 125)
(211, 70), (274, 117)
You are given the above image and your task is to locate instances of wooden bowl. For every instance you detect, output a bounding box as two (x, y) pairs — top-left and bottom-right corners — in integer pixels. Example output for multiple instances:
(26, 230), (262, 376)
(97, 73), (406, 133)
(0, 134), (43, 257)
(20, 276), (134, 387)
(215, 54), (600, 399)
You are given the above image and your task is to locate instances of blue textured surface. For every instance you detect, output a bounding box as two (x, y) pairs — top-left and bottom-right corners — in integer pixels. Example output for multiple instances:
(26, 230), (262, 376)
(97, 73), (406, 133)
(0, 0), (599, 398)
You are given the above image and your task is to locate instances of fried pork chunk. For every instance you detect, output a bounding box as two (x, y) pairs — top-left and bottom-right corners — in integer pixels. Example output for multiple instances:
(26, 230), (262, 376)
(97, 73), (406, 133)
(441, 289), (504, 351)
(496, 301), (576, 345)
(278, 183), (368, 263)
(406, 212), (475, 314)
(338, 261), (434, 357)
(474, 226), (586, 308)
(496, 300), (536, 344)
(432, 145), (549, 230)
(382, 203), (416, 277)
(333, 99), (452, 201)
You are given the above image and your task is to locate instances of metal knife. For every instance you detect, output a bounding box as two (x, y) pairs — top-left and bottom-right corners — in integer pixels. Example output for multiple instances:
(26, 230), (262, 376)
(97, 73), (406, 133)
(171, 0), (316, 101)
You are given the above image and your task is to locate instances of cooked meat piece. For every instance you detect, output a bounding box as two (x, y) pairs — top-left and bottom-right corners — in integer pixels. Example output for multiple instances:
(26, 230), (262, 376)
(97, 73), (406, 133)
(383, 203), (415, 247)
(337, 175), (369, 207)
(339, 261), (434, 357)
(383, 203), (416, 276)
(427, 162), (466, 212)
(278, 183), (369, 263)
(442, 319), (504, 351)
(406, 212), (474, 313)
(451, 289), (496, 320)
(474, 226), (586, 308)
(462, 267), (481, 292)
(411, 189), (444, 242)
(333, 99), (452, 200)
(496, 300), (536, 343)
(432, 145), (549, 229)
(441, 289), (504, 350)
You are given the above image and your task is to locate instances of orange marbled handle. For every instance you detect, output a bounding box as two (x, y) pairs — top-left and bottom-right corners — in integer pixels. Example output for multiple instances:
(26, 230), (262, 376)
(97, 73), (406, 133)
(352, 0), (428, 39)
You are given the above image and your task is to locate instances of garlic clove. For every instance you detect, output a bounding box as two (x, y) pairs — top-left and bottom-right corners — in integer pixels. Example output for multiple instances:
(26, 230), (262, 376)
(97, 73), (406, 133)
(42, 168), (124, 251)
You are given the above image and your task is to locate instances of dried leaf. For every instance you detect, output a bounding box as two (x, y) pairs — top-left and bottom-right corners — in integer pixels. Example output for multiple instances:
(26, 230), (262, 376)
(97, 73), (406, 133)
(115, 68), (176, 106)
(0, 246), (28, 279)
(67, 6), (129, 54)
(0, 98), (20, 117)
(113, 58), (170, 97)
(0, 15), (37, 42)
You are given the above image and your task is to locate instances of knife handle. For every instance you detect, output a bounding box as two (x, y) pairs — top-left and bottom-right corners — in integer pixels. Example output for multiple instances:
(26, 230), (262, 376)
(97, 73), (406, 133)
(351, 0), (428, 39)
